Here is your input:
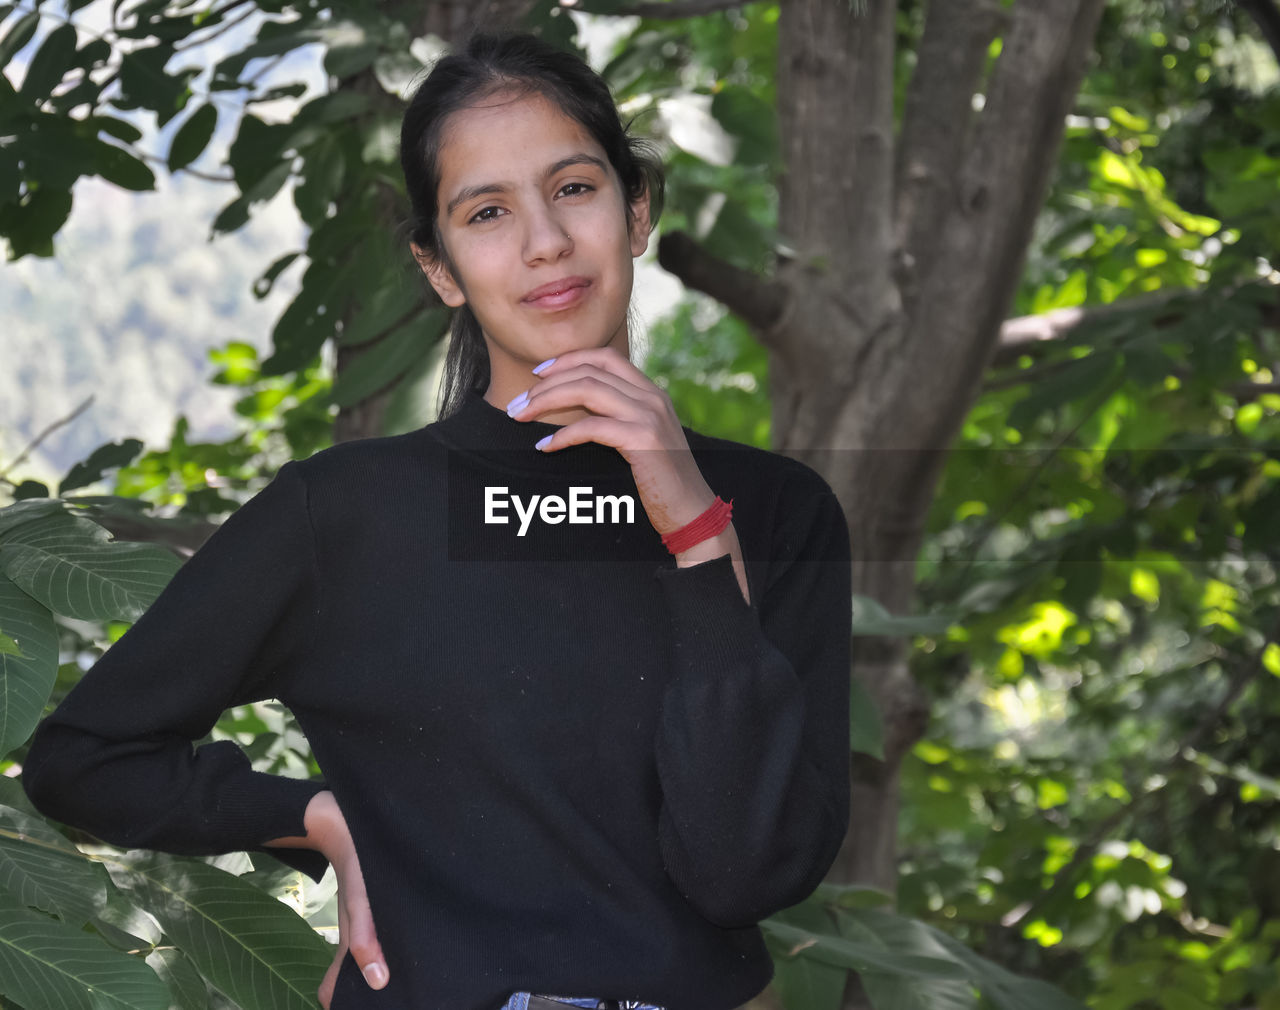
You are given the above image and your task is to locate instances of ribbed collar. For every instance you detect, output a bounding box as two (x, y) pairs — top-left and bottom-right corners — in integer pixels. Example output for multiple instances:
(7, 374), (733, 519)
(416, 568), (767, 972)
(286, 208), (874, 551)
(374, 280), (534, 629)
(425, 385), (638, 478)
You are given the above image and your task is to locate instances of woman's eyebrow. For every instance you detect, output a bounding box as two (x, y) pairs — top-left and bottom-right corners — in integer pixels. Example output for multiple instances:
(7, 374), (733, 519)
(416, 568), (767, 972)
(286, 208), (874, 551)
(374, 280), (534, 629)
(446, 153), (608, 218)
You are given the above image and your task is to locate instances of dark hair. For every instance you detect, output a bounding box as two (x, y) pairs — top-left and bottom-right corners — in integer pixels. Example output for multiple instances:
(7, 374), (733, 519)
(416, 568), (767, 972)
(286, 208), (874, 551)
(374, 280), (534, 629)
(398, 29), (666, 421)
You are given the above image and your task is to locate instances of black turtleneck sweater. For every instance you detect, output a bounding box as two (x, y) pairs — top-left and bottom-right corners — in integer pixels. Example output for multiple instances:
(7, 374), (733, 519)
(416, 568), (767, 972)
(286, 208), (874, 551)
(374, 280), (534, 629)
(23, 387), (853, 1010)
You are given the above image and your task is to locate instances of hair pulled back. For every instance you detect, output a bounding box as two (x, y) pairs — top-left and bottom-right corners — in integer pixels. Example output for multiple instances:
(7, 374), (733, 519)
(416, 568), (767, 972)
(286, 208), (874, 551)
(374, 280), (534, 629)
(399, 29), (666, 421)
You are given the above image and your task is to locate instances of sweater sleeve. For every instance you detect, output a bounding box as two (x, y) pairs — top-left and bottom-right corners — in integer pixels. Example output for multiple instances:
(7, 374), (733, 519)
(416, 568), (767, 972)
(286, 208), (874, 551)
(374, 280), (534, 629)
(21, 460), (331, 884)
(650, 481), (852, 928)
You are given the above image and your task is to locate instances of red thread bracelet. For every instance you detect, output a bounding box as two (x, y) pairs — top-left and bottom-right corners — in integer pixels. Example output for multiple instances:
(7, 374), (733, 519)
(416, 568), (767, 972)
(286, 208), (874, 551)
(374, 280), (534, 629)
(661, 496), (734, 555)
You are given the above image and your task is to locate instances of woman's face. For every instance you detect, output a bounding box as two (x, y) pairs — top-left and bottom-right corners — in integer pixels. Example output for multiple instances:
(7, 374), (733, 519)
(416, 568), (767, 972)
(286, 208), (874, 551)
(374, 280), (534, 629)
(414, 88), (650, 400)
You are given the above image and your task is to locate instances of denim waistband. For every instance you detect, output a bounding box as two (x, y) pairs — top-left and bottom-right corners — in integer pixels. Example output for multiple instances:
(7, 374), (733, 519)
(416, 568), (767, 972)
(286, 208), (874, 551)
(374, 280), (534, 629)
(499, 993), (664, 1010)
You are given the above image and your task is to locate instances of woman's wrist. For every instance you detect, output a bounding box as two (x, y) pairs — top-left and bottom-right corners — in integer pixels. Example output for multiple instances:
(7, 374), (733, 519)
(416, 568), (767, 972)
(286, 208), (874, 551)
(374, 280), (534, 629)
(264, 789), (340, 852)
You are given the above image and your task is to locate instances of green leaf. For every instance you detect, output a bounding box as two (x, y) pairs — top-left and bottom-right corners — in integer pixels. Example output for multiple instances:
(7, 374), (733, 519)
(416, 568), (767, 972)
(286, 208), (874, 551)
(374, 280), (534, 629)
(0, 575), (57, 758)
(93, 140), (156, 191)
(0, 776), (40, 817)
(211, 159), (291, 234)
(0, 887), (169, 1010)
(710, 84), (779, 168)
(13, 479), (48, 500)
(0, 512), (181, 622)
(0, 629), (21, 657)
(6, 183), (73, 257)
(0, 11), (40, 70)
(330, 309), (446, 408)
(0, 803), (111, 928)
(18, 22), (78, 100)
(293, 137), (346, 224)
(92, 116), (144, 144)
(766, 899), (847, 1010)
(851, 909), (1090, 1010)
(109, 854), (331, 1010)
(115, 43), (193, 126)
(1, 501), (83, 539)
(323, 40), (377, 79)
(1007, 352), (1120, 431)
(849, 676), (884, 760)
(836, 909), (977, 1010)
(850, 595), (954, 637)
(60, 440), (146, 495)
(338, 277), (424, 349)
(759, 919), (970, 979)
(144, 947), (211, 1010)
(252, 251), (302, 300)
(167, 102), (217, 172)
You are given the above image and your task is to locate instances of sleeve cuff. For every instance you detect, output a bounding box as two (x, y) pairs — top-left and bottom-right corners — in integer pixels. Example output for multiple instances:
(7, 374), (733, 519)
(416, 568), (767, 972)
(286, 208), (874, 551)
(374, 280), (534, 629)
(652, 553), (764, 662)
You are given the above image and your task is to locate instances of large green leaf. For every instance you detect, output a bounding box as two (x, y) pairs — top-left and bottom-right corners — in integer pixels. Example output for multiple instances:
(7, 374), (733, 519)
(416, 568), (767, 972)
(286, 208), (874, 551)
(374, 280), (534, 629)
(759, 919), (970, 980)
(0, 575), (57, 757)
(835, 909), (977, 1010)
(0, 804), (110, 928)
(110, 854), (331, 1010)
(145, 946), (212, 1010)
(0, 887), (168, 1010)
(0, 512), (180, 622)
(765, 900), (847, 1010)
(839, 909), (1089, 1010)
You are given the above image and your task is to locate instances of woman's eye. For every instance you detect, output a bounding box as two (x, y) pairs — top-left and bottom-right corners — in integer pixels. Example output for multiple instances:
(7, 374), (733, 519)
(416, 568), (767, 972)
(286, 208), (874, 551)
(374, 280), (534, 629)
(468, 206), (502, 225)
(560, 182), (594, 197)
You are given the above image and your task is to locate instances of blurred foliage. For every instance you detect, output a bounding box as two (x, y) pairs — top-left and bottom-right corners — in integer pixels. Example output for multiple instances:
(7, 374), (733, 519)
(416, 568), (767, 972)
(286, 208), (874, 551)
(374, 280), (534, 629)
(3, 0), (1280, 1008)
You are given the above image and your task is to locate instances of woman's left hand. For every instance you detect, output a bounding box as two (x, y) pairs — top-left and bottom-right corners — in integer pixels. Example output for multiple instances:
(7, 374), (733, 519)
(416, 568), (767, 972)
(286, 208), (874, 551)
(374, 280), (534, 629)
(505, 346), (716, 538)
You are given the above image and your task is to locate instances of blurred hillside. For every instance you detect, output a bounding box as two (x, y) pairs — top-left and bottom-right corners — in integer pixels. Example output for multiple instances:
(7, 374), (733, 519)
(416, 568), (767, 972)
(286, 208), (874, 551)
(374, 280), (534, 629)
(0, 171), (308, 487)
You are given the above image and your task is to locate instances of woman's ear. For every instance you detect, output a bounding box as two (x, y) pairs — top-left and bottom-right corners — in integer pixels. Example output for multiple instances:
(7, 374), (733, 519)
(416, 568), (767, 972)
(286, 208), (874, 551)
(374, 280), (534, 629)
(627, 186), (652, 259)
(411, 241), (467, 308)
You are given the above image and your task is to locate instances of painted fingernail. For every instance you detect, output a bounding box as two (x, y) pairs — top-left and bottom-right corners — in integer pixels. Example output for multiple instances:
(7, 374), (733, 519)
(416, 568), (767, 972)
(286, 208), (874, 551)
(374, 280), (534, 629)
(532, 357), (556, 374)
(505, 390), (529, 416)
(535, 434), (553, 451)
(363, 963), (388, 988)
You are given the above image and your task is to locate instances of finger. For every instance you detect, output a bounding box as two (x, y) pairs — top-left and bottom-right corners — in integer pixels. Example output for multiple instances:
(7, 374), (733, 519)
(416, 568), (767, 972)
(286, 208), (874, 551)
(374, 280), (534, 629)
(318, 937), (347, 1009)
(530, 345), (657, 391)
(536, 415), (641, 455)
(512, 375), (651, 427)
(519, 362), (648, 410)
(344, 880), (388, 989)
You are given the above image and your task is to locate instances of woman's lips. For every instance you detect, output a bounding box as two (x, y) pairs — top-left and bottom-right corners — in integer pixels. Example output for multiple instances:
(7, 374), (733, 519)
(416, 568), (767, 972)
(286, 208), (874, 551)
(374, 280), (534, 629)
(522, 280), (591, 310)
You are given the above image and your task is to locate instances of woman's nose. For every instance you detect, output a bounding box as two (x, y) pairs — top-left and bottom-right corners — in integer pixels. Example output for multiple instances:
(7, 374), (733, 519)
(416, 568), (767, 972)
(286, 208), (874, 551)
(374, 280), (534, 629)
(523, 205), (573, 263)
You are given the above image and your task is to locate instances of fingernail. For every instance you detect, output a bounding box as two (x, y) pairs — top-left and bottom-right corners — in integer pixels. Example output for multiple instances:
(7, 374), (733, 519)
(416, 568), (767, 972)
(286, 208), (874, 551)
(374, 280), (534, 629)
(532, 357), (556, 374)
(363, 962), (388, 988)
(535, 434), (553, 451)
(505, 390), (529, 415)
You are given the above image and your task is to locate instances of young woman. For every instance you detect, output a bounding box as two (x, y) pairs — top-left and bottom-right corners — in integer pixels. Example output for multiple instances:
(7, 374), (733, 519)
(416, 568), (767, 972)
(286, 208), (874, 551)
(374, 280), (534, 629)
(23, 28), (853, 1010)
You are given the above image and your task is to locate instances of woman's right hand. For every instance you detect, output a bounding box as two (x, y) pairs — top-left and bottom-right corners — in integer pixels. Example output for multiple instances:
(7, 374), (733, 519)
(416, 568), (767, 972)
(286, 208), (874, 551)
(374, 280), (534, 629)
(302, 791), (389, 1009)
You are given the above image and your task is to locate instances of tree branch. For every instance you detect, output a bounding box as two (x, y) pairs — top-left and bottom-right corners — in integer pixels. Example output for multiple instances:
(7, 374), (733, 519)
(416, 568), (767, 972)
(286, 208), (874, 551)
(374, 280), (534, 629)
(893, 0), (1107, 451)
(988, 279), (1280, 370)
(895, 0), (1008, 305)
(655, 230), (788, 338)
(0, 396), (94, 487)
